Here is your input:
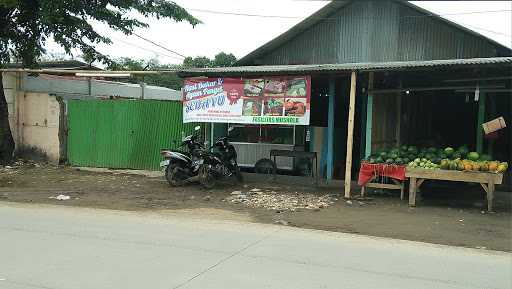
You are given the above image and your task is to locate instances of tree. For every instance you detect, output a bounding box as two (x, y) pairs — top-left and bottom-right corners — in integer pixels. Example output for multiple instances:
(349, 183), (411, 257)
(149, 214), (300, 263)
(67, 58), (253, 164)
(0, 0), (200, 163)
(213, 52), (237, 67)
(107, 57), (183, 90)
(183, 52), (237, 68)
(183, 56), (212, 68)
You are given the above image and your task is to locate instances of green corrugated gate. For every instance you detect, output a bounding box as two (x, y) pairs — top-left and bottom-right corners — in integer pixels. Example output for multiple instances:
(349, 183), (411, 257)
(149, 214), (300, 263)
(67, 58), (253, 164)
(67, 99), (196, 170)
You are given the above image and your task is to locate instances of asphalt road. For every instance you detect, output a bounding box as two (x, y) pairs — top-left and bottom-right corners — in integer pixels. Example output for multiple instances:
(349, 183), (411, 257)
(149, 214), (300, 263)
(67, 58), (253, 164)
(1, 203), (511, 289)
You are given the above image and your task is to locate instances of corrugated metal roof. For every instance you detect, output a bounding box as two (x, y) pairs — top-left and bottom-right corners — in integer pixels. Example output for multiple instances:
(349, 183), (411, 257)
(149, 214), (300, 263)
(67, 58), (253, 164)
(237, 0), (512, 65)
(178, 57), (512, 77)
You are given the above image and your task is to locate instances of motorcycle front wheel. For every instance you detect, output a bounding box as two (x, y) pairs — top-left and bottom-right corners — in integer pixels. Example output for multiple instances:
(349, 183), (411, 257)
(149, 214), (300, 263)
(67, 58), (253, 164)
(165, 164), (186, 187)
(199, 165), (216, 189)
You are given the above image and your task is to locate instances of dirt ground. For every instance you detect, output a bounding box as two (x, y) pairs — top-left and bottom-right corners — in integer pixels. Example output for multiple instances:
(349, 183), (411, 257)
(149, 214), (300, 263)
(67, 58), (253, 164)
(1, 163), (511, 252)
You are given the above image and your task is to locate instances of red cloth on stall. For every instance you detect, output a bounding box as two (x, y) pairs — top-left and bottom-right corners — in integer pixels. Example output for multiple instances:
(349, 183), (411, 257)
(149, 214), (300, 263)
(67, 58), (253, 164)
(358, 162), (406, 186)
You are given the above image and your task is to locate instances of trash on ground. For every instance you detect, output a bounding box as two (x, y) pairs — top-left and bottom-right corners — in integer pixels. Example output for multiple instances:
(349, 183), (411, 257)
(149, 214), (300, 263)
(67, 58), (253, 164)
(227, 190), (338, 211)
(274, 220), (289, 226)
(49, 194), (71, 201)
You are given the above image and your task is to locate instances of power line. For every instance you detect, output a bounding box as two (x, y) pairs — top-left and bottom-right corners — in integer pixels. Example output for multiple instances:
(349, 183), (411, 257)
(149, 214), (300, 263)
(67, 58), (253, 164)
(187, 7), (512, 20)
(455, 22), (511, 37)
(109, 36), (184, 61)
(187, 7), (511, 37)
(132, 32), (186, 59)
(188, 8), (301, 19)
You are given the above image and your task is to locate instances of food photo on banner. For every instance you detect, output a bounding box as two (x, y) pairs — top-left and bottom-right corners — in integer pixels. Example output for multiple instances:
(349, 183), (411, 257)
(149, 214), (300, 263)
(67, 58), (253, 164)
(182, 76), (311, 125)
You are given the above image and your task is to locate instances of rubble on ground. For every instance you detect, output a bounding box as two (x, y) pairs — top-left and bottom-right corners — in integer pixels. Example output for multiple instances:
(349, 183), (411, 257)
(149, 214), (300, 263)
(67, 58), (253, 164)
(227, 189), (339, 211)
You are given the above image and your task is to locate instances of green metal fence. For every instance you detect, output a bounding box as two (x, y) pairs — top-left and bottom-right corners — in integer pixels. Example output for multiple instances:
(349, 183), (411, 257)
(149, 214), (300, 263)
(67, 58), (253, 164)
(67, 99), (197, 170)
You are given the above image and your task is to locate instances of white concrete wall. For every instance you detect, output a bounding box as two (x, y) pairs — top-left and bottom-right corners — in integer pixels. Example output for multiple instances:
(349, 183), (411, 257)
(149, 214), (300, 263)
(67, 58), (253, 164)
(20, 92), (61, 163)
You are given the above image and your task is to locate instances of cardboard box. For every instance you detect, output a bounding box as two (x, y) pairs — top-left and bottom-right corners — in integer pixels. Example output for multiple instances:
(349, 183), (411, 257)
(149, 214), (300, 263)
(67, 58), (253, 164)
(482, 117), (506, 135)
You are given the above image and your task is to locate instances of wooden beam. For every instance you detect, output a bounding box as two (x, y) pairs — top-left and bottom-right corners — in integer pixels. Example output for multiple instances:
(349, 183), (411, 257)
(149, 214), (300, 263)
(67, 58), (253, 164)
(327, 78), (335, 181)
(344, 71), (357, 198)
(476, 92), (486, 154)
(365, 72), (374, 158)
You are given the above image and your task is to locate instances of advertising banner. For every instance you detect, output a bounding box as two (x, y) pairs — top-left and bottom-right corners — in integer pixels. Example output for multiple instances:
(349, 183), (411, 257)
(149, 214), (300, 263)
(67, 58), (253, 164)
(183, 76), (311, 125)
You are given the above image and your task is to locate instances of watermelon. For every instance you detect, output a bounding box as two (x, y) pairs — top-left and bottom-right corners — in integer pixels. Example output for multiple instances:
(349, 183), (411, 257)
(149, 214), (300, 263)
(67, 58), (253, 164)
(444, 147), (454, 156)
(468, 152), (480, 161)
(385, 158), (394, 164)
(452, 152), (462, 160)
(457, 145), (469, 157)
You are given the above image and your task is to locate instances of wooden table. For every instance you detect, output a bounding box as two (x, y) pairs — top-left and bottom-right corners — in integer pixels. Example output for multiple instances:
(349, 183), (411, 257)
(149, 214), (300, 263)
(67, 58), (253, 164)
(361, 179), (405, 200)
(405, 168), (503, 212)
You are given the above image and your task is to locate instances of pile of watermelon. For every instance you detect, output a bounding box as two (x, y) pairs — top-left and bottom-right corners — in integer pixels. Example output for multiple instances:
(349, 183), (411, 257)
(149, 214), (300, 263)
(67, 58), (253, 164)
(364, 145), (508, 173)
(364, 145), (446, 166)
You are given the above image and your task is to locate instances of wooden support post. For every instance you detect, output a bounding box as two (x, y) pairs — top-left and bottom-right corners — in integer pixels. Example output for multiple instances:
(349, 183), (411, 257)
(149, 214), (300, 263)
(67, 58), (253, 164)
(487, 179), (495, 212)
(327, 78), (335, 181)
(409, 177), (417, 206)
(365, 72), (374, 158)
(344, 71), (357, 198)
(476, 92), (486, 154)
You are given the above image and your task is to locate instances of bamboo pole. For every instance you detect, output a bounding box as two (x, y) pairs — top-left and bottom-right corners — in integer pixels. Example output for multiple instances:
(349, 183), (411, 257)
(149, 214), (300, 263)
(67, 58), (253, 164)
(344, 71), (357, 199)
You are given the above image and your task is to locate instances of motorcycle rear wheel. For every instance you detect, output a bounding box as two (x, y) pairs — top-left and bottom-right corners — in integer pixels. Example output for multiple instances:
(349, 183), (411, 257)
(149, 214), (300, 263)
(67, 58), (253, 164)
(165, 164), (186, 187)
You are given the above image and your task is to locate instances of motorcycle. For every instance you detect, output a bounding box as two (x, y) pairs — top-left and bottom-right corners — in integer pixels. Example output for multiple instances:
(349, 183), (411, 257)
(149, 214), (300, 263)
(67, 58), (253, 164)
(160, 126), (204, 186)
(198, 136), (243, 189)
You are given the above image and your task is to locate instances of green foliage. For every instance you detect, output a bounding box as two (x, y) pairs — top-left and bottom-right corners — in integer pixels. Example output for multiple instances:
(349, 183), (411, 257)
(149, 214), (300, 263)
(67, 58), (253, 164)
(183, 52), (237, 68)
(107, 57), (183, 90)
(213, 52), (237, 67)
(183, 56), (212, 68)
(0, 0), (200, 67)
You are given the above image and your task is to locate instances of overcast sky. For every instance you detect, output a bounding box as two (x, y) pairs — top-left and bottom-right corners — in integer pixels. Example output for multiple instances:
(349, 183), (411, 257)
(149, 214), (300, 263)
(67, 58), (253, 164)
(46, 1), (512, 65)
